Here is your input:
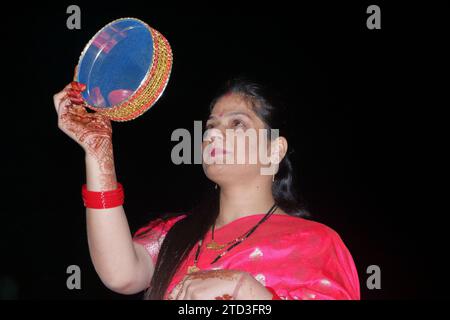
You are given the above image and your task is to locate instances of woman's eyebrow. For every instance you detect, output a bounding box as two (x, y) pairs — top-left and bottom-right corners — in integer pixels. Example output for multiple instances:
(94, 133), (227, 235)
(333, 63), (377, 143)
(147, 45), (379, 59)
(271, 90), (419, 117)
(207, 111), (252, 121)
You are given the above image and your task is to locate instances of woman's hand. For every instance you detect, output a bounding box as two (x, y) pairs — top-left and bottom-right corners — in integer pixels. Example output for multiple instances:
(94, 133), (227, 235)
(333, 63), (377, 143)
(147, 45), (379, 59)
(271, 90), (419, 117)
(53, 81), (117, 190)
(167, 269), (273, 300)
(53, 81), (113, 159)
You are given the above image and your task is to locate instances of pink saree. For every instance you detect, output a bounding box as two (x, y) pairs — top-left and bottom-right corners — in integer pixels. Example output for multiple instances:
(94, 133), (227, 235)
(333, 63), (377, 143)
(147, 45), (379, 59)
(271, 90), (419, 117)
(133, 213), (360, 300)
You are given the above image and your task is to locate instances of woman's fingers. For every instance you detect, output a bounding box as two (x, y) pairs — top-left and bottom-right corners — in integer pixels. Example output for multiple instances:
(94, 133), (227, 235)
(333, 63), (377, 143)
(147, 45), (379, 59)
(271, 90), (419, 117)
(54, 82), (87, 117)
(168, 283), (181, 300)
(54, 82), (86, 105)
(69, 97), (84, 105)
(168, 275), (190, 300)
(67, 89), (82, 99)
(175, 270), (244, 300)
(68, 82), (86, 104)
(177, 277), (195, 300)
(53, 83), (73, 114)
(71, 81), (86, 92)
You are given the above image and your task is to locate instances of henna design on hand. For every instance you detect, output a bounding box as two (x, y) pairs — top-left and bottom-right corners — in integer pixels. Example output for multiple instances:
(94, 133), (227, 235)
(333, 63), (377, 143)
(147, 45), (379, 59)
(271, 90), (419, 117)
(58, 82), (116, 190)
(186, 269), (239, 281)
(170, 270), (246, 300)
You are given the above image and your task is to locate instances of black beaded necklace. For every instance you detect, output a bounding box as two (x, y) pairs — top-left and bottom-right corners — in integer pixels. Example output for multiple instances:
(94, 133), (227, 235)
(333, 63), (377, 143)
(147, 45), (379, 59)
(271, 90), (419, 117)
(186, 203), (278, 274)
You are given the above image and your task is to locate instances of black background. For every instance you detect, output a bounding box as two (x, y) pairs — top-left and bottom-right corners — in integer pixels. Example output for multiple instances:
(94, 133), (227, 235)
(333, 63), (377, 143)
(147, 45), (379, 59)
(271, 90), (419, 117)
(0, 2), (445, 300)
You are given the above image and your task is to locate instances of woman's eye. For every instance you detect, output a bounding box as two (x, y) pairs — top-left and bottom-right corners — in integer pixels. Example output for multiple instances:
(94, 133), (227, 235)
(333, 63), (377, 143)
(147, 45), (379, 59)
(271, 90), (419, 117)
(231, 119), (245, 128)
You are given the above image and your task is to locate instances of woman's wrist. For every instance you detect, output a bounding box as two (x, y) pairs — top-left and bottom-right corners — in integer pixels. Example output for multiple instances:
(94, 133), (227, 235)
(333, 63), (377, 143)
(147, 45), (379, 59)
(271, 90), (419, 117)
(85, 152), (117, 191)
(84, 138), (113, 162)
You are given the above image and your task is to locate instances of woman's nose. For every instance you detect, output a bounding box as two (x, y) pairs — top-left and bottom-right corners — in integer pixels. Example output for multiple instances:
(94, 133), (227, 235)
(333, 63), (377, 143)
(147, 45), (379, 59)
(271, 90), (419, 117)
(203, 127), (224, 143)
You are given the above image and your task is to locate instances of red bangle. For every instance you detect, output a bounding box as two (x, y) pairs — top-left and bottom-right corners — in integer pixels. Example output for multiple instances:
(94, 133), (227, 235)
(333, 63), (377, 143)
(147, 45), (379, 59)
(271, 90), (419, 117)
(82, 182), (124, 209)
(265, 286), (282, 300)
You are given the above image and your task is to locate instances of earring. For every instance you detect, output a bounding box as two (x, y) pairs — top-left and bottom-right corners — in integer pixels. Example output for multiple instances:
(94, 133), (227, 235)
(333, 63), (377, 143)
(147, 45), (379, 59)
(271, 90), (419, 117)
(272, 174), (275, 182)
(215, 184), (218, 189)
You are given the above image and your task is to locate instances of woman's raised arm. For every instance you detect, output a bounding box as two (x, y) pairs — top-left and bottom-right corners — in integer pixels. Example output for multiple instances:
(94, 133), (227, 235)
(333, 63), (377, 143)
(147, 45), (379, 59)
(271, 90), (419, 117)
(53, 82), (154, 294)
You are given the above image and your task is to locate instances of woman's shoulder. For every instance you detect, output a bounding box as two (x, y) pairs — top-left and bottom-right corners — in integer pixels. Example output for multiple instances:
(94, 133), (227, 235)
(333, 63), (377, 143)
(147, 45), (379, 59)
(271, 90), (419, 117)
(269, 214), (354, 264)
(268, 214), (360, 299)
(270, 214), (345, 246)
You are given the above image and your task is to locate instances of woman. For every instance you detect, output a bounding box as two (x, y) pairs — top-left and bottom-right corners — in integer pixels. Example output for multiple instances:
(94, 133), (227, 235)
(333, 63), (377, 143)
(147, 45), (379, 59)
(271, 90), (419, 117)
(53, 77), (360, 300)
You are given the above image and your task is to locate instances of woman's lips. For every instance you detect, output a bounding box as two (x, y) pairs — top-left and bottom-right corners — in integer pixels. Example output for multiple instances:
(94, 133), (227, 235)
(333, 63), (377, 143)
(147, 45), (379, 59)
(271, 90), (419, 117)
(210, 147), (231, 157)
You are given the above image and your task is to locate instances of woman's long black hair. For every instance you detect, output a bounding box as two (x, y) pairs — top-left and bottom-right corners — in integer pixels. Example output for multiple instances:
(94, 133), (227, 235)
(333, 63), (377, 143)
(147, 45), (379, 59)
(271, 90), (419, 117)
(143, 76), (309, 299)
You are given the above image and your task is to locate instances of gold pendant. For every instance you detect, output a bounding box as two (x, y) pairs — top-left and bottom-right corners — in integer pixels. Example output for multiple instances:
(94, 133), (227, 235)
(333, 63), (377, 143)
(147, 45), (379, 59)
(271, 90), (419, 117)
(206, 240), (226, 250)
(187, 265), (200, 274)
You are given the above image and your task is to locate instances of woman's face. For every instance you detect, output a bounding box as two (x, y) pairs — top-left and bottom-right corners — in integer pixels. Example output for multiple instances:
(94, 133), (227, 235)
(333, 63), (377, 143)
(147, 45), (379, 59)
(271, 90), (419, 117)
(202, 92), (281, 186)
